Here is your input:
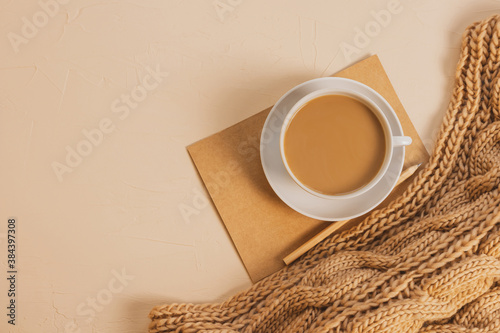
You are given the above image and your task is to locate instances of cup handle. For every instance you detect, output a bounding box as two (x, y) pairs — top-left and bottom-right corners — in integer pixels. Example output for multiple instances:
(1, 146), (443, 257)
(393, 136), (412, 147)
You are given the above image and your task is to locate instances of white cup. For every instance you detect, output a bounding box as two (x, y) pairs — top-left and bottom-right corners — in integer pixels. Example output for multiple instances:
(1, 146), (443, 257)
(279, 88), (412, 200)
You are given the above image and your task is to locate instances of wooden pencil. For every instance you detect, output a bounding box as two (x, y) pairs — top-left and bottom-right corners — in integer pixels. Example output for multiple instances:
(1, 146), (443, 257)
(283, 163), (421, 265)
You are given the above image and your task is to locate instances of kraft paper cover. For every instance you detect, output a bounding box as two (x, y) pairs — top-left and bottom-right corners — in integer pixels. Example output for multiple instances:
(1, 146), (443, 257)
(187, 55), (429, 282)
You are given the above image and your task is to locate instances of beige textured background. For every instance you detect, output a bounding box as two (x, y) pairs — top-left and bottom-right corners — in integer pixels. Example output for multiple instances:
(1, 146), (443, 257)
(0, 0), (499, 332)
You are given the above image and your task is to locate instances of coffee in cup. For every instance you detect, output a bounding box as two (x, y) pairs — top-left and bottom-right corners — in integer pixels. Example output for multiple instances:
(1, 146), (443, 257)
(280, 89), (411, 199)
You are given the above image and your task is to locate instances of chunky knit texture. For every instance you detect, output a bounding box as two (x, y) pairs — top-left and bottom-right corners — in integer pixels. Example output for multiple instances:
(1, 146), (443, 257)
(149, 15), (500, 332)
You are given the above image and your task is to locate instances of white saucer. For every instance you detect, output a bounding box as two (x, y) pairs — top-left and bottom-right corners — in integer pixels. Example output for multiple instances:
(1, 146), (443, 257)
(260, 78), (405, 221)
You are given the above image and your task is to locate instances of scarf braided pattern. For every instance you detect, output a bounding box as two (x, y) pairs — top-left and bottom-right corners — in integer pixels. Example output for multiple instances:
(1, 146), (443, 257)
(149, 15), (500, 333)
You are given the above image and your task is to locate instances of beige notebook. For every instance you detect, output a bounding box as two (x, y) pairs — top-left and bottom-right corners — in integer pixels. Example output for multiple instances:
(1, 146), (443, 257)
(187, 55), (429, 282)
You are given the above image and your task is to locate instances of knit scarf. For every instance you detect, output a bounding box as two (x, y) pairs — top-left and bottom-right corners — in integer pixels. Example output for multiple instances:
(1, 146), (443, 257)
(149, 15), (500, 333)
